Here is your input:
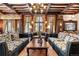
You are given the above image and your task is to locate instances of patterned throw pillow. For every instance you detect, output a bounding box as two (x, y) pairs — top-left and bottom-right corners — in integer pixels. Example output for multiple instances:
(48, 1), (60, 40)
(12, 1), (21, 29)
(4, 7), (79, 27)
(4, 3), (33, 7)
(11, 34), (15, 41)
(58, 32), (63, 39)
(58, 32), (68, 40)
(64, 35), (71, 41)
(69, 36), (78, 42)
(13, 33), (19, 41)
(69, 36), (74, 42)
(4, 34), (11, 41)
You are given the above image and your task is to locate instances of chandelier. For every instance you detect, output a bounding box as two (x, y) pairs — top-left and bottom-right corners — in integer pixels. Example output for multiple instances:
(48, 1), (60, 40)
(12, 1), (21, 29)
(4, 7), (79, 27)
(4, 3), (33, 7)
(30, 3), (47, 14)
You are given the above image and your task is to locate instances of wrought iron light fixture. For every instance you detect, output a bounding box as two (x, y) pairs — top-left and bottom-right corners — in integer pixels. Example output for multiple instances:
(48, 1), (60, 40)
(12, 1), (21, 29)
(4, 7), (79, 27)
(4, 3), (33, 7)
(30, 3), (47, 14)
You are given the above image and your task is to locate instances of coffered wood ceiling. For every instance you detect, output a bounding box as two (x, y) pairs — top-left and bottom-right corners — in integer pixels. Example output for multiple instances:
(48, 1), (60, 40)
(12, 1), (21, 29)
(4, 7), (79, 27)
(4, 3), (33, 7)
(0, 3), (79, 14)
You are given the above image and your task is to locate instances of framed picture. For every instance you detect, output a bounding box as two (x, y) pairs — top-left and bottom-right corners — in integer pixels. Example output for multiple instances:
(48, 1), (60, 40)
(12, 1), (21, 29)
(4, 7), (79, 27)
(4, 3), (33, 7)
(64, 20), (77, 31)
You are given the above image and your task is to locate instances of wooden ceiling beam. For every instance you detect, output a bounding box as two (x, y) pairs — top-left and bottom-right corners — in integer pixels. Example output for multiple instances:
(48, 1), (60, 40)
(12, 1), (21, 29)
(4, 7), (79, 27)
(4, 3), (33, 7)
(18, 12), (32, 15)
(0, 10), (4, 14)
(2, 12), (17, 14)
(47, 12), (75, 15)
(13, 7), (28, 9)
(73, 10), (79, 14)
(3, 3), (19, 14)
(50, 7), (65, 8)
(62, 3), (74, 13)
(51, 3), (69, 6)
(62, 3), (79, 14)
(10, 4), (26, 6)
(45, 3), (51, 14)
(27, 3), (33, 15)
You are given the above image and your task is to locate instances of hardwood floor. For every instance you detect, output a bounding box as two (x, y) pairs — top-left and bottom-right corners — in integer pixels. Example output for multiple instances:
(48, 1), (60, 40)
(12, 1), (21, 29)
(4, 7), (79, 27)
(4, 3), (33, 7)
(19, 38), (58, 56)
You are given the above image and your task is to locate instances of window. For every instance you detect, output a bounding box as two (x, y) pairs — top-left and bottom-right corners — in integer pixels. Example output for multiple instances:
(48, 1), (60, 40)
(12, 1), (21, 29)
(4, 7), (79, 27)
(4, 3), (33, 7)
(4, 20), (15, 33)
(24, 16), (31, 33)
(17, 20), (20, 33)
(35, 16), (43, 32)
(47, 15), (55, 33)
(8, 20), (12, 32)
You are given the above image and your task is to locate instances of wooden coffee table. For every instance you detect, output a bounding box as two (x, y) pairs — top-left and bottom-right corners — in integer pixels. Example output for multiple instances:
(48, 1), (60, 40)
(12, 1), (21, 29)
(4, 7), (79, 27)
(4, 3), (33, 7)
(27, 47), (48, 56)
(19, 37), (58, 56)
(27, 38), (48, 56)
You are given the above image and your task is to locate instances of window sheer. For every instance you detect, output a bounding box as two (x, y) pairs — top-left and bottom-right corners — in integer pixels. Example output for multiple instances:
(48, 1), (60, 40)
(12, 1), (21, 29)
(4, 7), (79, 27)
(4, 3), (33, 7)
(24, 16), (31, 33)
(4, 20), (15, 33)
(35, 16), (43, 32)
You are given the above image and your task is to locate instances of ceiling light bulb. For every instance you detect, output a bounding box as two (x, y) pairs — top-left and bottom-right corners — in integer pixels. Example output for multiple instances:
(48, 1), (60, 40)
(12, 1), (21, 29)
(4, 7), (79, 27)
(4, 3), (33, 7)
(30, 8), (32, 11)
(33, 5), (36, 9)
(40, 9), (43, 13)
(44, 6), (46, 9)
(31, 21), (34, 24)
(45, 21), (47, 24)
(29, 25), (32, 29)
(34, 10), (37, 13)
(41, 4), (44, 7)
(31, 3), (33, 5)
(47, 25), (50, 29)
(60, 23), (62, 26)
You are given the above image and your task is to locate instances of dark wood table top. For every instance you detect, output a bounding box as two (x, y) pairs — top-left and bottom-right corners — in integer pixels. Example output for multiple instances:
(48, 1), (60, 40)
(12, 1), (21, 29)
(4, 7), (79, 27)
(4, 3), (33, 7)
(27, 38), (48, 48)
(27, 38), (48, 56)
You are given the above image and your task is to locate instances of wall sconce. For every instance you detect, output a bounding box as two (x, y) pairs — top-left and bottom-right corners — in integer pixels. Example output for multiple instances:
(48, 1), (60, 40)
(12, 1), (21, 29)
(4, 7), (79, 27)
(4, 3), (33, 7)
(31, 21), (34, 24)
(47, 25), (50, 29)
(60, 28), (62, 31)
(45, 21), (47, 24)
(59, 22), (63, 31)
(29, 25), (32, 29)
(60, 22), (62, 26)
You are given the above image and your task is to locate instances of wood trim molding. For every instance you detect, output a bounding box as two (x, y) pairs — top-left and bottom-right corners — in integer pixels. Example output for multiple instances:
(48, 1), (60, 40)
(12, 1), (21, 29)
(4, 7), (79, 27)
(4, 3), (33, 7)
(21, 15), (25, 33)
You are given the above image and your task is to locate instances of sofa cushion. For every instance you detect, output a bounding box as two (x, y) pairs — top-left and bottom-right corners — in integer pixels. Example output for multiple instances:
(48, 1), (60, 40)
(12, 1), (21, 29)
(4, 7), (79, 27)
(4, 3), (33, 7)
(13, 33), (19, 41)
(4, 34), (11, 41)
(64, 35), (71, 41)
(20, 38), (28, 42)
(6, 41), (23, 53)
(58, 32), (69, 40)
(49, 33), (58, 38)
(19, 33), (28, 38)
(54, 40), (71, 55)
(48, 37), (58, 42)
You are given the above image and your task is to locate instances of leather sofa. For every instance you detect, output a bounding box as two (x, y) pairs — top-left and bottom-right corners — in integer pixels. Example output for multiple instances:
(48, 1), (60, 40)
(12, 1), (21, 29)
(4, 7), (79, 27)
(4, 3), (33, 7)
(49, 33), (58, 38)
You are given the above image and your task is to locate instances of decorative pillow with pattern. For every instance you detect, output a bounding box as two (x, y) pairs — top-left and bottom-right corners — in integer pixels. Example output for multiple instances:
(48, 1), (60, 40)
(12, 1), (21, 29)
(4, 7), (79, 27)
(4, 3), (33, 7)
(13, 33), (19, 41)
(64, 35), (71, 41)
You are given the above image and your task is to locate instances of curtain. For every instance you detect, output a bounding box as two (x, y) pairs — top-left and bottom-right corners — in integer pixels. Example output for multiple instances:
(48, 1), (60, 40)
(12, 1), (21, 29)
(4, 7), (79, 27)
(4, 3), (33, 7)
(24, 16), (26, 32)
(42, 15), (46, 32)
(33, 16), (36, 32)
(4, 20), (7, 33)
(12, 20), (15, 33)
